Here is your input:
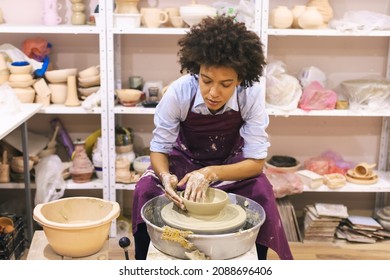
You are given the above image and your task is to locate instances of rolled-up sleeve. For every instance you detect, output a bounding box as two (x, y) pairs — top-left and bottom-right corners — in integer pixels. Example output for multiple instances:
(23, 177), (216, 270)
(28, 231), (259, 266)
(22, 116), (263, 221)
(239, 83), (270, 159)
(150, 75), (193, 154)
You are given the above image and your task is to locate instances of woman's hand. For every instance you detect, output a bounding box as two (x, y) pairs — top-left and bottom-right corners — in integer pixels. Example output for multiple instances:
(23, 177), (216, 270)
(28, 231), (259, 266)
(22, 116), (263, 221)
(160, 172), (184, 209)
(178, 170), (213, 202)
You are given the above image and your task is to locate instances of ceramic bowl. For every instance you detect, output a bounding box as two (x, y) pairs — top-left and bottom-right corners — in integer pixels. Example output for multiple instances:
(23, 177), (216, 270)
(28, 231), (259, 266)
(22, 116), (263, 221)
(180, 188), (229, 217)
(9, 73), (33, 82)
(13, 87), (36, 103)
(8, 62), (33, 74)
(133, 155), (150, 174)
(78, 65), (100, 79)
(179, 4), (217, 26)
(78, 86), (100, 97)
(116, 89), (142, 105)
(45, 68), (78, 83)
(113, 13), (141, 28)
(264, 161), (301, 173)
(33, 197), (120, 257)
(48, 83), (67, 104)
(10, 156), (34, 173)
(78, 74), (101, 88)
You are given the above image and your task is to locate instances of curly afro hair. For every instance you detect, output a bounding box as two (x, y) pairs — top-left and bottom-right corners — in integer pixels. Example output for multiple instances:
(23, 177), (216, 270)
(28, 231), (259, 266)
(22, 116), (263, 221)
(177, 15), (266, 88)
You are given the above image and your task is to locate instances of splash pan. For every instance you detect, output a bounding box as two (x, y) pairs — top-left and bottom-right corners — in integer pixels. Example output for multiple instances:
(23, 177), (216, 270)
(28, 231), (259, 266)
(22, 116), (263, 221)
(141, 193), (265, 259)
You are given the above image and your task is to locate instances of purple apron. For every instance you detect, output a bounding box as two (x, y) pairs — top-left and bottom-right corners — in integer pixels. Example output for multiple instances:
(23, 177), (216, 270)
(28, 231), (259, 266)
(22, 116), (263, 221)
(132, 97), (293, 260)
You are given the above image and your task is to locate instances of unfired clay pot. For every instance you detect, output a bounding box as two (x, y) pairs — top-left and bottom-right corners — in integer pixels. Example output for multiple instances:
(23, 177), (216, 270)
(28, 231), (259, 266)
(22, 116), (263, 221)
(291, 5), (306, 28)
(306, 0), (333, 24)
(70, 140), (94, 183)
(298, 6), (323, 29)
(269, 6), (293, 29)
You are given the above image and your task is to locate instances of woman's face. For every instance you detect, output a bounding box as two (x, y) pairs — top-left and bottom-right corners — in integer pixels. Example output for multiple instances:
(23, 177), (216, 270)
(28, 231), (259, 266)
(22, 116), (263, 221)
(199, 65), (241, 114)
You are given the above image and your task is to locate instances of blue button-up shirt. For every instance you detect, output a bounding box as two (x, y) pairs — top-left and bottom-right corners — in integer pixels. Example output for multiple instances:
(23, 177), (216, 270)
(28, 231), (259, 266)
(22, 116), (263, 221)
(150, 74), (270, 159)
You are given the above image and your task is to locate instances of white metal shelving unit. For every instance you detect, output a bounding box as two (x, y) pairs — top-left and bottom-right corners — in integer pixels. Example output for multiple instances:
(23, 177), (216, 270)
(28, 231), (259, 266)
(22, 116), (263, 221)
(0, 1), (111, 228)
(260, 1), (390, 210)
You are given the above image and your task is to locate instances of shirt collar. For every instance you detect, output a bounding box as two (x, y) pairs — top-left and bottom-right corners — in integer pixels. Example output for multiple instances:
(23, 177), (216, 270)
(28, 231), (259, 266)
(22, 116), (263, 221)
(193, 85), (239, 113)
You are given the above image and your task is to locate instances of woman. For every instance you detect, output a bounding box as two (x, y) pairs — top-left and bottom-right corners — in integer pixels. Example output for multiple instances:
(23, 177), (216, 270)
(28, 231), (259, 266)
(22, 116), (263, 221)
(132, 15), (293, 260)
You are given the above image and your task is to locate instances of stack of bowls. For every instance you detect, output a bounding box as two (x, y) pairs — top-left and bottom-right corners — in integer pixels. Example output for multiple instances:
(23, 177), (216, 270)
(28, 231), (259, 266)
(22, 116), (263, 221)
(8, 61), (36, 103)
(78, 65), (100, 99)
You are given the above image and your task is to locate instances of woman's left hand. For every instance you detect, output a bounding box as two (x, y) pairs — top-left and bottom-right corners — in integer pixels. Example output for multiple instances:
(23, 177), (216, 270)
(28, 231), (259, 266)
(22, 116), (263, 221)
(178, 170), (211, 202)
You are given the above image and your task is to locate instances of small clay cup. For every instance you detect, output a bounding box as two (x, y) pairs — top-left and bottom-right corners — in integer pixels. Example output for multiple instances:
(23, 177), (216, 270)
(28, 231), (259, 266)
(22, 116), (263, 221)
(354, 162), (376, 177)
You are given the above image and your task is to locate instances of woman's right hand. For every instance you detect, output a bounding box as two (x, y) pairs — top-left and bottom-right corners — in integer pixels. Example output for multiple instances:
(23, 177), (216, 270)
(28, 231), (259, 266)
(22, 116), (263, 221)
(160, 172), (184, 209)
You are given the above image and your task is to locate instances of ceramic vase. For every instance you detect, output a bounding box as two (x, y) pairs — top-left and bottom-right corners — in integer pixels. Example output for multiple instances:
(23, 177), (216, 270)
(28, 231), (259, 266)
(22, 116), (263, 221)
(306, 0), (333, 24)
(70, 0), (86, 25)
(70, 140), (94, 183)
(43, 0), (62, 26)
(115, 0), (140, 14)
(298, 6), (323, 29)
(291, 5), (306, 28)
(269, 6), (293, 29)
(115, 158), (132, 183)
(65, 75), (81, 106)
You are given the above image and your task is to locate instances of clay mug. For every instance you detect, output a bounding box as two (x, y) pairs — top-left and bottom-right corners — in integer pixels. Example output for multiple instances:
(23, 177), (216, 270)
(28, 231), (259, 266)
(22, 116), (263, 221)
(354, 162), (376, 177)
(164, 7), (180, 27)
(170, 15), (185, 28)
(141, 8), (168, 28)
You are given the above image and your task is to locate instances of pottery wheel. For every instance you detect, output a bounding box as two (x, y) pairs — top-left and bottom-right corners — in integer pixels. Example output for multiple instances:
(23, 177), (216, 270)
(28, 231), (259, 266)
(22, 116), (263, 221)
(161, 202), (247, 234)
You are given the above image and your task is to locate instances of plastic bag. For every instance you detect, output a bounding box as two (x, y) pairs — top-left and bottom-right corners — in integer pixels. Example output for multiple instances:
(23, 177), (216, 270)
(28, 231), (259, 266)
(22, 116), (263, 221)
(265, 168), (304, 198)
(0, 83), (21, 115)
(298, 81), (337, 111)
(0, 43), (42, 70)
(298, 66), (327, 88)
(339, 79), (390, 113)
(330, 10), (390, 33)
(304, 150), (355, 175)
(265, 60), (302, 112)
(213, 1), (255, 29)
(34, 155), (66, 206)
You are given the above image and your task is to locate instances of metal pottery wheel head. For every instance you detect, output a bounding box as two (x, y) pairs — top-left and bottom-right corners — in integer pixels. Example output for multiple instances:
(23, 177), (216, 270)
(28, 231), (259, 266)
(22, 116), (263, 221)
(141, 193), (266, 260)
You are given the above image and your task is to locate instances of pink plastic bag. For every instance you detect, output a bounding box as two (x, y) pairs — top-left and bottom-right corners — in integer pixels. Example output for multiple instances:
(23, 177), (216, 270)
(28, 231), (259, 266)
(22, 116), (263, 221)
(298, 81), (337, 111)
(265, 168), (304, 198)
